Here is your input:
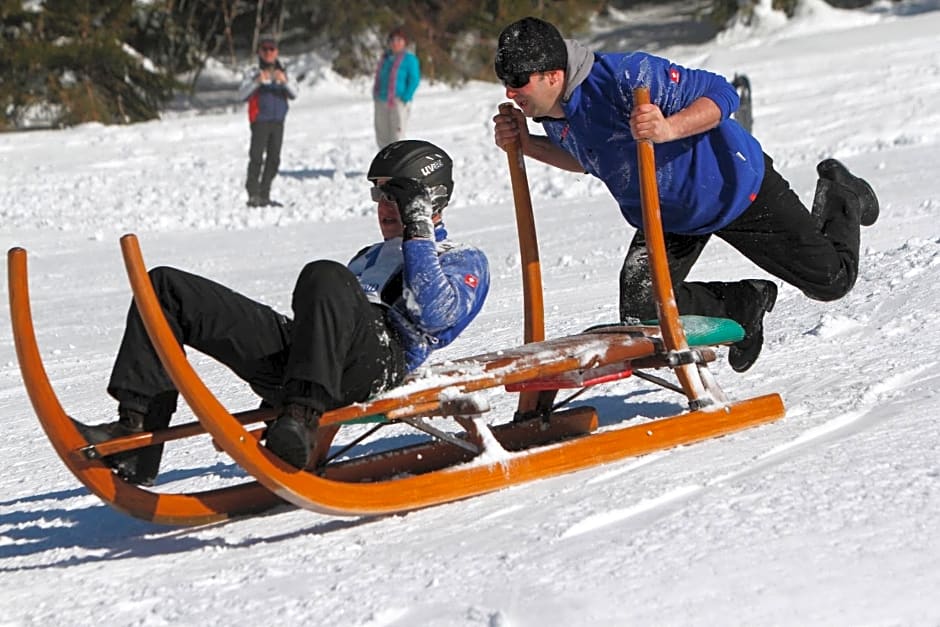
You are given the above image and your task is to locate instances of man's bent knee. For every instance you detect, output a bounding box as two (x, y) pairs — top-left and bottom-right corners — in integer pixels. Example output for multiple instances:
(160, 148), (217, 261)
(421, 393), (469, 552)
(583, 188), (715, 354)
(800, 267), (855, 302)
(295, 260), (357, 292)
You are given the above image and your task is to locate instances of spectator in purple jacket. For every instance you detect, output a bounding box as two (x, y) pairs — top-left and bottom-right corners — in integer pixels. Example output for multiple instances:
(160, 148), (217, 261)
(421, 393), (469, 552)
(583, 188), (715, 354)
(492, 17), (879, 373)
(238, 35), (298, 207)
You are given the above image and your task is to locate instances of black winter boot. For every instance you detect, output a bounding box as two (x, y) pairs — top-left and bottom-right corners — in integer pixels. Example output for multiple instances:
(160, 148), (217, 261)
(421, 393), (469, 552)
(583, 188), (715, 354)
(816, 159), (879, 226)
(73, 392), (174, 486)
(264, 403), (320, 469)
(728, 279), (778, 373)
(72, 409), (163, 486)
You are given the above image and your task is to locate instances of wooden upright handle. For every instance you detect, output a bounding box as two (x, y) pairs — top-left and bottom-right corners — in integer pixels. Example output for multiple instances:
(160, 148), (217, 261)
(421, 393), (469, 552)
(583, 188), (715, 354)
(633, 88), (709, 405)
(499, 102), (544, 345)
(633, 88), (688, 353)
(499, 102), (546, 417)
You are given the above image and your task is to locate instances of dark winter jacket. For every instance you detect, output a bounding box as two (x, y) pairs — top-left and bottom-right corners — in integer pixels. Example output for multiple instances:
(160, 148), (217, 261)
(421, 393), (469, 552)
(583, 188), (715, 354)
(237, 60), (298, 124)
(347, 226), (489, 372)
(538, 40), (765, 236)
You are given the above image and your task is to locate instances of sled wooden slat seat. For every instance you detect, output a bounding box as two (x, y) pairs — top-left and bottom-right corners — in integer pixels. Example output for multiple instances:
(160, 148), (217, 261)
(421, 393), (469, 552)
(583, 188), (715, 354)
(504, 316), (741, 392)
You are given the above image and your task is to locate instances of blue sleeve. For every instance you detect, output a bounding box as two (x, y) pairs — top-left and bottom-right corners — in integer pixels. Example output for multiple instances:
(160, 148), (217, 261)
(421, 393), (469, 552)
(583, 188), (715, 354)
(615, 52), (739, 121)
(400, 239), (489, 334)
(401, 54), (420, 102)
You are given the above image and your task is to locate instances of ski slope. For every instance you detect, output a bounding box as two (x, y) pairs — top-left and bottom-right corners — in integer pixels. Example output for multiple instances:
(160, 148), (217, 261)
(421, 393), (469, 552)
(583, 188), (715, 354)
(1, 1), (939, 624)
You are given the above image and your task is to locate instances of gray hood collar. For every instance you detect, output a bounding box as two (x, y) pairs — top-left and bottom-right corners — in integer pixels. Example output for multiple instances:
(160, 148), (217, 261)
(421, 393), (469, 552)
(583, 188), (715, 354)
(563, 39), (593, 102)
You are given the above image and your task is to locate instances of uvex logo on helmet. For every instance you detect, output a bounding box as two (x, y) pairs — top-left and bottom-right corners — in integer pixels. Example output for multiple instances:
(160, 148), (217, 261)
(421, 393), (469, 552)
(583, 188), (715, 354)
(420, 158), (444, 177)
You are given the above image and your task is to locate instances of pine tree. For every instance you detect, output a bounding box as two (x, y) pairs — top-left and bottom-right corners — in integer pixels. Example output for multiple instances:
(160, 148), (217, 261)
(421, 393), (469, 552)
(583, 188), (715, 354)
(1, 0), (177, 129)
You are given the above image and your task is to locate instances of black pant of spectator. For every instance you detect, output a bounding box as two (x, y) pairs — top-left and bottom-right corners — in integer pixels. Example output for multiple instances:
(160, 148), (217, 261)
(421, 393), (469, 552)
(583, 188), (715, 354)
(246, 120), (284, 203)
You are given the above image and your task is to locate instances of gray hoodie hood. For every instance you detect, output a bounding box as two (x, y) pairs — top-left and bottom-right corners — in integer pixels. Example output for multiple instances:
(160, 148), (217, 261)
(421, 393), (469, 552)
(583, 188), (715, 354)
(563, 39), (594, 102)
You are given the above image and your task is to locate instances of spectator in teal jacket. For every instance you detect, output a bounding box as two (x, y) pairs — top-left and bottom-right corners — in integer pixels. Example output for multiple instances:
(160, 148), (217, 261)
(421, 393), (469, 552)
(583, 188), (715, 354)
(373, 26), (421, 148)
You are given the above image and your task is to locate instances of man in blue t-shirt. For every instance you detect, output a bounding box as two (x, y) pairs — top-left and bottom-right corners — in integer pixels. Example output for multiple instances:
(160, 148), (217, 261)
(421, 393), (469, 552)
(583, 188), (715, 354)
(492, 17), (878, 373)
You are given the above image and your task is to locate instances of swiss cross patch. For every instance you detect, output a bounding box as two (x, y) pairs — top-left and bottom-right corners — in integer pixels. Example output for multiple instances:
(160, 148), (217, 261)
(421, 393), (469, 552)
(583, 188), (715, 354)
(464, 274), (479, 288)
(669, 67), (680, 83)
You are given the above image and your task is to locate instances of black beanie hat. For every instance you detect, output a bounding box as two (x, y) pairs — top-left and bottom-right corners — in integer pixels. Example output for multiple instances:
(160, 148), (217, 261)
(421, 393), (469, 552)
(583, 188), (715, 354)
(494, 17), (567, 81)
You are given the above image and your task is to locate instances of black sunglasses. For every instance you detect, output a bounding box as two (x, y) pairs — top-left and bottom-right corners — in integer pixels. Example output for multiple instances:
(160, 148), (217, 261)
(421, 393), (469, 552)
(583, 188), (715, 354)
(370, 185), (396, 204)
(371, 183), (447, 205)
(500, 72), (532, 89)
(260, 45), (277, 52)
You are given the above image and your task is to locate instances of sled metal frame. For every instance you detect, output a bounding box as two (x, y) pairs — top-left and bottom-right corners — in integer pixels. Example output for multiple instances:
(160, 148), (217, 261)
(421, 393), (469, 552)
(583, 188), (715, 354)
(8, 88), (784, 523)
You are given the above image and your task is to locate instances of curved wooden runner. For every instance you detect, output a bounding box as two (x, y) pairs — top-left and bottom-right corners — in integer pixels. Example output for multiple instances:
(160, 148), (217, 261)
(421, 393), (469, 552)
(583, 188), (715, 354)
(7, 247), (281, 525)
(121, 234), (785, 517)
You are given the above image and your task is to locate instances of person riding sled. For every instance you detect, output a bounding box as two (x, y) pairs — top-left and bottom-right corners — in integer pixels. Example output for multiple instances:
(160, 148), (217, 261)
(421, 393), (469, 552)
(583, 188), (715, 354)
(75, 140), (490, 485)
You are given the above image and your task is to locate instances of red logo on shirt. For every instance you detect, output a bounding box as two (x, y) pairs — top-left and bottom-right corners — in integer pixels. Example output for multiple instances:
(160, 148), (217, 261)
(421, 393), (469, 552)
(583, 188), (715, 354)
(669, 68), (680, 83)
(464, 274), (479, 288)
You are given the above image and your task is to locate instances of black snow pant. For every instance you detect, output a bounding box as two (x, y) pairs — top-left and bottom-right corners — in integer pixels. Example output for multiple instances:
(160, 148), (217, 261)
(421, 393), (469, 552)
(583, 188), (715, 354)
(108, 261), (407, 426)
(619, 153), (861, 325)
(246, 120), (284, 200)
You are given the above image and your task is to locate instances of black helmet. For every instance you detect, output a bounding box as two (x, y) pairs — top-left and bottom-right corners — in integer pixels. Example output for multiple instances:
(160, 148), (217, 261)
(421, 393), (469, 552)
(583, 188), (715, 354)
(368, 140), (454, 212)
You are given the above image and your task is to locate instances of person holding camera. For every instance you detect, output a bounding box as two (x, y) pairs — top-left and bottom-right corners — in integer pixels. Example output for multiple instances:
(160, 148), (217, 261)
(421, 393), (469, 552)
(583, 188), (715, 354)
(238, 35), (298, 207)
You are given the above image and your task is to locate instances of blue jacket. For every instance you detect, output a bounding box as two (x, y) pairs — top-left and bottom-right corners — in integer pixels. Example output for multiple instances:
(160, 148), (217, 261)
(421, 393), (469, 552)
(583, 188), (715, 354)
(237, 61), (298, 123)
(373, 50), (421, 104)
(348, 226), (489, 372)
(540, 48), (765, 235)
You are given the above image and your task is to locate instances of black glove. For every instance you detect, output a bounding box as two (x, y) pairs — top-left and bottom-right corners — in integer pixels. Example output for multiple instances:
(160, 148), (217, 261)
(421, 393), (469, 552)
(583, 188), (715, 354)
(379, 177), (435, 240)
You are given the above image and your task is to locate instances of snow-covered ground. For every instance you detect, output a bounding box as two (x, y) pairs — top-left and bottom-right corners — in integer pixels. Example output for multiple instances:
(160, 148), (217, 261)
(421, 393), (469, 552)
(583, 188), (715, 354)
(2, 1), (940, 624)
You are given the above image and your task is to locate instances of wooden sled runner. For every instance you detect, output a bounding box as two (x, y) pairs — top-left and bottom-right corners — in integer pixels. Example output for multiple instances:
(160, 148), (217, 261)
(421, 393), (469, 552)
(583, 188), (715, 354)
(8, 88), (784, 523)
(7, 246), (282, 525)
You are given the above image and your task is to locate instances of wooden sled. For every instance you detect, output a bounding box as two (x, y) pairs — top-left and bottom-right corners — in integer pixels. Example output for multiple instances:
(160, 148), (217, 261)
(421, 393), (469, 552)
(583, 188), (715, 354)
(8, 88), (784, 523)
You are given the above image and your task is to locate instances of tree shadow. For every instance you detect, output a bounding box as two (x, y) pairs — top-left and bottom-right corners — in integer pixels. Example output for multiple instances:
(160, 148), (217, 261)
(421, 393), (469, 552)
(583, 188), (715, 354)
(278, 168), (365, 181)
(0, 386), (689, 569)
(0, 491), (369, 569)
(563, 386), (686, 428)
(589, 2), (718, 53)
(0, 425), (448, 568)
(880, 0), (940, 16)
